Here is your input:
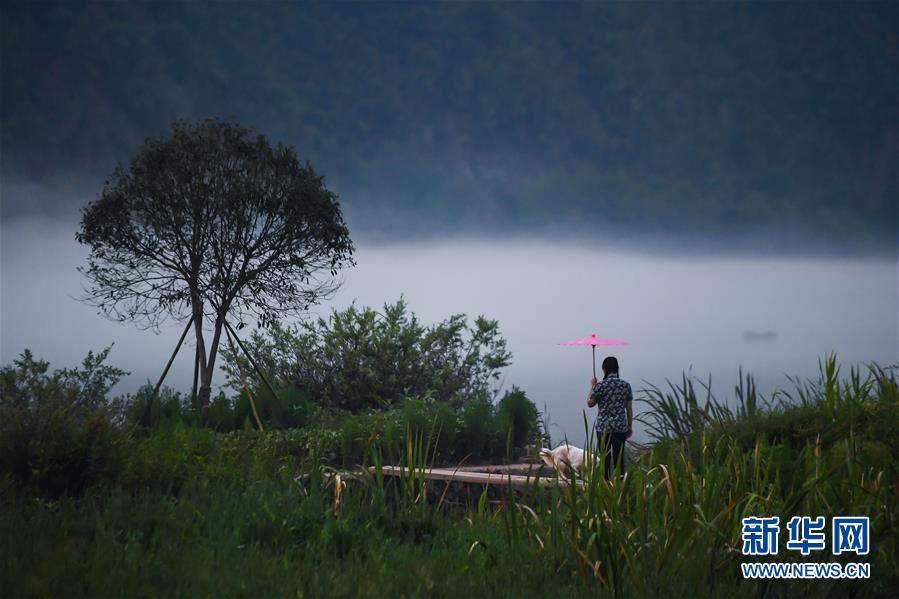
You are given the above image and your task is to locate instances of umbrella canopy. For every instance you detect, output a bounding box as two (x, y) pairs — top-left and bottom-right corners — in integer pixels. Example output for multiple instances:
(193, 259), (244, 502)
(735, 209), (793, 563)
(560, 332), (628, 377)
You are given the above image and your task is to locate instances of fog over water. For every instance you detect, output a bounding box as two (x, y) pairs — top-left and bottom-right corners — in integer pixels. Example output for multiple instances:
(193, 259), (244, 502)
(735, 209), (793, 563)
(2, 218), (897, 444)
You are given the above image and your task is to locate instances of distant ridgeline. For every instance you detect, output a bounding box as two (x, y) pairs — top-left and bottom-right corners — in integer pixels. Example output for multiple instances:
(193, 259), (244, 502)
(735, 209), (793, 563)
(2, 2), (896, 252)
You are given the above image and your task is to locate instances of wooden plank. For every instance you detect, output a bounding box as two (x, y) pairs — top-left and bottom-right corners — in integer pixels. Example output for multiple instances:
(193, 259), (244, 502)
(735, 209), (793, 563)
(455, 463), (543, 472)
(379, 465), (579, 488)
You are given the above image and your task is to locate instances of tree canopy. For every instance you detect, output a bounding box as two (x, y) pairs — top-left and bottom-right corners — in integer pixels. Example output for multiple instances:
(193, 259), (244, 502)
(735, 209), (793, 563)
(77, 119), (355, 404)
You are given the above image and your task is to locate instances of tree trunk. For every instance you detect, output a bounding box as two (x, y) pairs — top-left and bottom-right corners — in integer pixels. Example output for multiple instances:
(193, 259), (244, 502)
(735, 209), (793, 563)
(197, 317), (230, 410)
(191, 297), (211, 408)
(191, 343), (200, 404)
(189, 295), (229, 410)
(198, 385), (212, 408)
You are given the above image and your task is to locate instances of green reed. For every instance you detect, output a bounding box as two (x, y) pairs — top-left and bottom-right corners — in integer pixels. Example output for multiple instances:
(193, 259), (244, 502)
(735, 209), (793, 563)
(4, 356), (896, 597)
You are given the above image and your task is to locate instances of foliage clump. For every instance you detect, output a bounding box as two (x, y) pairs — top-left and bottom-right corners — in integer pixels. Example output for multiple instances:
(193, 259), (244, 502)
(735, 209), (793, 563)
(1, 351), (897, 596)
(220, 298), (512, 412)
(0, 347), (127, 497)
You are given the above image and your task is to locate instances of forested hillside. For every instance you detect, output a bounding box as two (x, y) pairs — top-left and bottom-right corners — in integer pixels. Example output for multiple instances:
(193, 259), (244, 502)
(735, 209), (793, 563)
(3, 3), (896, 250)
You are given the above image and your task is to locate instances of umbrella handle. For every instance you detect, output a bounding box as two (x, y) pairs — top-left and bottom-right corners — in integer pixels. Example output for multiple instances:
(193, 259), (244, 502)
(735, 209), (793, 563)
(592, 345), (596, 379)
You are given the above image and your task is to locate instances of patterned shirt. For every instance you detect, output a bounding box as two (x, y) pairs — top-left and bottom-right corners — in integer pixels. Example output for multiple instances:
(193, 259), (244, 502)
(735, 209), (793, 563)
(591, 373), (632, 433)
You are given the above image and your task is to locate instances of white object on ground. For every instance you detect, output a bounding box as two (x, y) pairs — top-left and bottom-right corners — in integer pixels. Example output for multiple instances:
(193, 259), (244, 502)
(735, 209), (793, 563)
(539, 443), (590, 480)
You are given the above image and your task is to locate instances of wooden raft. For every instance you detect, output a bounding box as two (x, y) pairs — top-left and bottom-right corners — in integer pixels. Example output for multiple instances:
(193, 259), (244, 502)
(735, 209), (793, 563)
(379, 465), (581, 488)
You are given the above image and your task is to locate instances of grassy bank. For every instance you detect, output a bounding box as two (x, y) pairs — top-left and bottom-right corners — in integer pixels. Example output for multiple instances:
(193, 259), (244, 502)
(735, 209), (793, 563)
(2, 356), (897, 597)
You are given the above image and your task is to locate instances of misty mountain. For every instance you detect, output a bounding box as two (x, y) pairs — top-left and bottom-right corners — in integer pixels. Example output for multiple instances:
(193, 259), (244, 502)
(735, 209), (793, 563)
(2, 2), (896, 252)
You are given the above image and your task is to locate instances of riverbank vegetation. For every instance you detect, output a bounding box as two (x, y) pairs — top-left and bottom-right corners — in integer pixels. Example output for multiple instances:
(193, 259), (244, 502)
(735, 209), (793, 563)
(2, 344), (896, 596)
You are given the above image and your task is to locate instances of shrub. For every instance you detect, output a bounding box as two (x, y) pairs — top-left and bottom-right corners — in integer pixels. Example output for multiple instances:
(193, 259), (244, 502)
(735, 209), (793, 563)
(120, 423), (277, 493)
(432, 402), (459, 460)
(496, 386), (541, 453)
(123, 385), (195, 429)
(456, 395), (498, 461)
(233, 384), (310, 431)
(219, 298), (512, 412)
(0, 348), (128, 496)
(207, 391), (237, 431)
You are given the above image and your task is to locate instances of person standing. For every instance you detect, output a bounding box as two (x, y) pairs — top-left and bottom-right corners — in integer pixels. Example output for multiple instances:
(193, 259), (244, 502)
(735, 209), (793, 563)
(586, 356), (633, 479)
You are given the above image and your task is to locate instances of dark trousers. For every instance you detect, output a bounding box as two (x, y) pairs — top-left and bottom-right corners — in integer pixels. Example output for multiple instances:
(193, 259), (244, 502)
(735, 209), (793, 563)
(598, 431), (627, 480)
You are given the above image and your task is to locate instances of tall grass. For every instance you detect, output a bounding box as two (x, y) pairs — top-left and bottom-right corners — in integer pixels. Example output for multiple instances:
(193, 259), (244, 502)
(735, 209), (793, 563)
(486, 356), (899, 596)
(349, 356), (897, 595)
(3, 356), (896, 597)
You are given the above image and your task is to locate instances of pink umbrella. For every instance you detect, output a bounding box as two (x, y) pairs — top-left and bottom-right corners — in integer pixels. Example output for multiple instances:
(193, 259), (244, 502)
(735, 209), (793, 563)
(559, 332), (628, 378)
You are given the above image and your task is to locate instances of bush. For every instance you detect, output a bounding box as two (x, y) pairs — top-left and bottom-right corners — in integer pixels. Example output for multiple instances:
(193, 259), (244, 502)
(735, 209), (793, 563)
(432, 402), (459, 460)
(456, 395), (498, 461)
(120, 424), (262, 493)
(496, 386), (541, 453)
(233, 384), (311, 431)
(0, 348), (128, 497)
(207, 391), (237, 431)
(123, 385), (196, 429)
(200, 390), (542, 468)
(219, 298), (512, 412)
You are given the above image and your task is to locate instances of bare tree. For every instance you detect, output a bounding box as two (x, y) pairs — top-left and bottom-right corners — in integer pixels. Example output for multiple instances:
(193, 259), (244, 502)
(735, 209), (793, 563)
(77, 119), (355, 405)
